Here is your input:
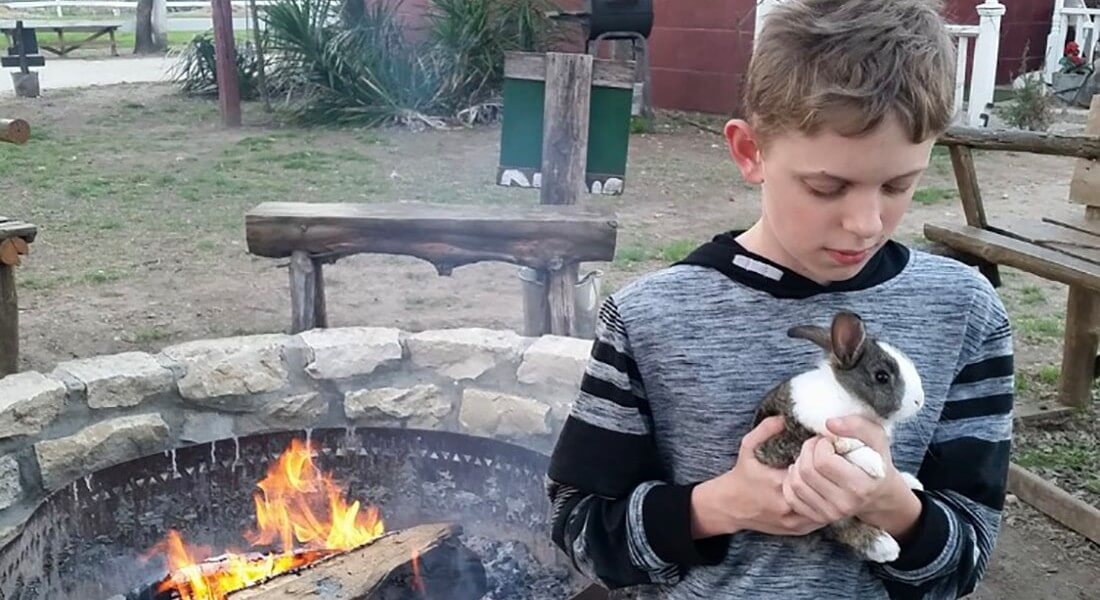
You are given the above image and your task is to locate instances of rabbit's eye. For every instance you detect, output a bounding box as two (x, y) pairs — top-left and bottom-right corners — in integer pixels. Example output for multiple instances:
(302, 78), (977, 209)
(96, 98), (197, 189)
(875, 370), (890, 384)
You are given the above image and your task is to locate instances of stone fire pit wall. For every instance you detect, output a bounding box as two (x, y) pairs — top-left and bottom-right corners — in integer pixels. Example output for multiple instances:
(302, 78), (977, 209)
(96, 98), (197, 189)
(0, 326), (592, 544)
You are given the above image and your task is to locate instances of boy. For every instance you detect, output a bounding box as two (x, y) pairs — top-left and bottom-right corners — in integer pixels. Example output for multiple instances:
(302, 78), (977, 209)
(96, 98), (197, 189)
(545, 0), (1013, 598)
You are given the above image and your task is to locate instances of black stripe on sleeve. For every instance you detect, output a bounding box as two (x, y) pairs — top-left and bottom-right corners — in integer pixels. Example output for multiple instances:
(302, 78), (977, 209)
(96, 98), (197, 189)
(940, 393), (1014, 421)
(591, 339), (644, 384)
(917, 438), (1011, 510)
(953, 355), (1013, 385)
(580, 375), (651, 414)
(548, 416), (662, 497)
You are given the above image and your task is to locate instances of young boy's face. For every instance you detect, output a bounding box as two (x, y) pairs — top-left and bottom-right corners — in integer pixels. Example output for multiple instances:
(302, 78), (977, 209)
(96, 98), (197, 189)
(724, 114), (936, 284)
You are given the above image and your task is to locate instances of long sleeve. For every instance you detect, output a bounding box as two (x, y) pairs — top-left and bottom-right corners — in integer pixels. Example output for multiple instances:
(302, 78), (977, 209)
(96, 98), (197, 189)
(875, 284), (1014, 599)
(545, 296), (729, 590)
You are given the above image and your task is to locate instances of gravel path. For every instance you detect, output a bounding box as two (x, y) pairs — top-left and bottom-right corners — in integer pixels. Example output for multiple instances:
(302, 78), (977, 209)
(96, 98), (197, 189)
(0, 55), (176, 96)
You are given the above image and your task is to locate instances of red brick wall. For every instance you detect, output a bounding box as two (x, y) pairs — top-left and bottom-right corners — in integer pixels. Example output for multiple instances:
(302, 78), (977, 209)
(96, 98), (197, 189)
(644, 0), (757, 116)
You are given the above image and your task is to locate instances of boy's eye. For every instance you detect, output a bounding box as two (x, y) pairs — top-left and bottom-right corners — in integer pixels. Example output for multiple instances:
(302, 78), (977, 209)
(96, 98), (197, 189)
(807, 184), (844, 198)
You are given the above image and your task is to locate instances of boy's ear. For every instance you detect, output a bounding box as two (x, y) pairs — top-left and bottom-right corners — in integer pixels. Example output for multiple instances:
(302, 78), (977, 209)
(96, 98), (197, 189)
(724, 119), (764, 185)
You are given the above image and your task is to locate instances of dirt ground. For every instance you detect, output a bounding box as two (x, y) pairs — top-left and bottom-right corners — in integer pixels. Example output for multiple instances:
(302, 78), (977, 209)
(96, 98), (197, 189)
(2, 82), (1099, 596)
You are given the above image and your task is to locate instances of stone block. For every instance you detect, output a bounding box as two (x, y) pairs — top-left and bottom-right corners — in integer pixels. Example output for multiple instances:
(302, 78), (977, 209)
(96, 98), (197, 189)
(459, 389), (550, 440)
(237, 393), (328, 435)
(299, 327), (403, 380)
(53, 352), (175, 409)
(0, 455), (21, 510)
(35, 414), (170, 491)
(406, 328), (527, 381)
(516, 335), (591, 390)
(181, 413), (236, 444)
(161, 335), (291, 403)
(344, 384), (451, 428)
(0, 371), (66, 440)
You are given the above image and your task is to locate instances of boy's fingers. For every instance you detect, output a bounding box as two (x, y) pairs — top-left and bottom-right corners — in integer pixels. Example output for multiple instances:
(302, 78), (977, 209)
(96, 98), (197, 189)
(826, 416), (887, 450)
(741, 416), (786, 452)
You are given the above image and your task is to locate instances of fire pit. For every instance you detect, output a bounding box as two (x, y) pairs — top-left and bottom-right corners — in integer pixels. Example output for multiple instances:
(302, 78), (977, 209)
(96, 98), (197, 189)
(0, 426), (582, 599)
(0, 326), (599, 600)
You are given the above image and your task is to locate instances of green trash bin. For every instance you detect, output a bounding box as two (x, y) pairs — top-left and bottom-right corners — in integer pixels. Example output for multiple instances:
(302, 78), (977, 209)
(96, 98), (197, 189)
(496, 63), (635, 196)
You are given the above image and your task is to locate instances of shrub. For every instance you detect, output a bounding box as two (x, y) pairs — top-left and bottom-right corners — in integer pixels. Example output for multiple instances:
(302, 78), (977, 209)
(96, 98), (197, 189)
(172, 0), (564, 126)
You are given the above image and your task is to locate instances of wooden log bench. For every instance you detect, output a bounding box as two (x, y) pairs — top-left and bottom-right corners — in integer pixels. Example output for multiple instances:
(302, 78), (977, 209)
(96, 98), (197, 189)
(244, 201), (618, 337)
(925, 100), (1100, 409)
(0, 216), (36, 378)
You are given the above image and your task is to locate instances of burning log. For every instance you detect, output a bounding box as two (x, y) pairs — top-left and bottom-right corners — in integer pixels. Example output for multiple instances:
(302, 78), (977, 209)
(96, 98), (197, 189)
(127, 523), (486, 600)
(226, 522), (485, 600)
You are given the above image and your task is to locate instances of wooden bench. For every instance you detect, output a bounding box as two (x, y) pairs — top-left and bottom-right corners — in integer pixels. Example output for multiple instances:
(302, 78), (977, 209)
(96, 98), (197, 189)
(245, 201), (619, 337)
(924, 100), (1100, 409)
(0, 217), (36, 378)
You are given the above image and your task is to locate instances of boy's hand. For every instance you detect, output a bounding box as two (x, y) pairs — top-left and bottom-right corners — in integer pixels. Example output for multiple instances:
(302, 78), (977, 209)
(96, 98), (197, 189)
(691, 416), (827, 539)
(782, 416), (922, 542)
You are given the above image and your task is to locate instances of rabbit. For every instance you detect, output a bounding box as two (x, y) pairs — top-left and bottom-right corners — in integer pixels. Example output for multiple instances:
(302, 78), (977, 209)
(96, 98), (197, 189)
(751, 310), (926, 563)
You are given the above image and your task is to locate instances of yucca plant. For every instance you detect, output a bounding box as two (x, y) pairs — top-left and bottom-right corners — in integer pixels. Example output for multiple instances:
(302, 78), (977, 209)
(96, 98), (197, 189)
(173, 0), (564, 126)
(168, 32), (267, 100)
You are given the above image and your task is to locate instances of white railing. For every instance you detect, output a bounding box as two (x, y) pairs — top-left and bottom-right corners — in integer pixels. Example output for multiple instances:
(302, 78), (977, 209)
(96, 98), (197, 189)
(1045, 1), (1100, 84)
(755, 0), (1003, 128)
(2, 0), (275, 17)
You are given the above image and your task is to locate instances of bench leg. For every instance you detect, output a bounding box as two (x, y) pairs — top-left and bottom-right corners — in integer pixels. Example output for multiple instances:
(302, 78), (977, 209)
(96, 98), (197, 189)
(0, 264), (17, 378)
(109, 29), (118, 56)
(1058, 285), (1100, 408)
(546, 262), (578, 337)
(289, 250), (325, 334)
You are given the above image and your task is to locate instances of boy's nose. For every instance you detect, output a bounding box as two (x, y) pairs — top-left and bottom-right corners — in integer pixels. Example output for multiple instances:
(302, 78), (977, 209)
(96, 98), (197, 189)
(840, 193), (884, 240)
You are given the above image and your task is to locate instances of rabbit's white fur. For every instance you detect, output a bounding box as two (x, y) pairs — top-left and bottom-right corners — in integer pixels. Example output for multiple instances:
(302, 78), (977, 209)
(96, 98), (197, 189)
(788, 339), (927, 488)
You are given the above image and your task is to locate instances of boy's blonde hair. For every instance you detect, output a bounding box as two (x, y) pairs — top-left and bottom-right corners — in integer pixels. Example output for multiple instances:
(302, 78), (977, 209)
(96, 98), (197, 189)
(744, 0), (956, 146)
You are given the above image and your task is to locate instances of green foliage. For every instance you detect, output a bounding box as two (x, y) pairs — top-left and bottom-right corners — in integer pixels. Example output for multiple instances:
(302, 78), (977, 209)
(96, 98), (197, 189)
(172, 0), (563, 126)
(998, 41), (1054, 131)
(168, 32), (267, 101)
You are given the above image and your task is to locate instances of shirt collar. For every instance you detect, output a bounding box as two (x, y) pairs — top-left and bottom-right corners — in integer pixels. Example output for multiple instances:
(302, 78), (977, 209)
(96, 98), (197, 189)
(674, 230), (910, 299)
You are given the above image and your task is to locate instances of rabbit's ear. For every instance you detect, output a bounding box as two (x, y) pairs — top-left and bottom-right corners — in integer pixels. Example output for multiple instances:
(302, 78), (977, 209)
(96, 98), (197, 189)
(788, 325), (832, 352)
(830, 311), (866, 368)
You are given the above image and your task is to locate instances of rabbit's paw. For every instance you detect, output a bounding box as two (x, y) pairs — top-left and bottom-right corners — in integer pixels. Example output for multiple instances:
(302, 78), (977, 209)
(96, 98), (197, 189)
(863, 531), (901, 563)
(845, 446), (885, 479)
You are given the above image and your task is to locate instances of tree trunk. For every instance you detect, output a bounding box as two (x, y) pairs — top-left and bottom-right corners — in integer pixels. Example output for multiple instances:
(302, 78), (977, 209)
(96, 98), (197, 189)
(134, 0), (161, 54)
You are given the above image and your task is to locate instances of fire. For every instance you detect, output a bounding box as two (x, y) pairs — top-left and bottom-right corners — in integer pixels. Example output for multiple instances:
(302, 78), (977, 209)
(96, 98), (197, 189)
(153, 438), (385, 600)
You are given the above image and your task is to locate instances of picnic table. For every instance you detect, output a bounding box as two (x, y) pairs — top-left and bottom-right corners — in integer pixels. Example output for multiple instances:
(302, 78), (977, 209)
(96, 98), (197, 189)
(0, 20), (122, 57)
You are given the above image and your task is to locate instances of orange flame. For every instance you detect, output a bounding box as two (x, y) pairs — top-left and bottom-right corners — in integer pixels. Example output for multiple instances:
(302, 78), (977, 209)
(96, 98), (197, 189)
(153, 438), (385, 600)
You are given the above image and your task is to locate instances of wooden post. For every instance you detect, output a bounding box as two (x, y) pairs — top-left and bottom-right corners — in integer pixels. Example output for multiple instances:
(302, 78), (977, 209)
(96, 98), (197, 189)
(0, 264), (16, 377)
(540, 52), (593, 206)
(539, 52), (593, 337)
(211, 0), (242, 128)
(289, 251), (319, 333)
(1058, 286), (1100, 408)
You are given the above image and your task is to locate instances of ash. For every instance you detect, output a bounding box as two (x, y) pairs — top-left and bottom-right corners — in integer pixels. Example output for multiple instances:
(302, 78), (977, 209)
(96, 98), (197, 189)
(461, 534), (582, 599)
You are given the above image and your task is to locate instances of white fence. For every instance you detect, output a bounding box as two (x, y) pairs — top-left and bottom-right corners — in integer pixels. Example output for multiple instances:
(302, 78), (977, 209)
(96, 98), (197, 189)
(2, 0), (274, 17)
(1045, 0), (1100, 85)
(755, 0), (1004, 128)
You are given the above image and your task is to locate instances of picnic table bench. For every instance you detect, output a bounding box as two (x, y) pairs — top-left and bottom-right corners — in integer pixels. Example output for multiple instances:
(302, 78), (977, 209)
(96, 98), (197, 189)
(245, 201), (619, 337)
(0, 20), (122, 57)
(0, 217), (36, 378)
(924, 97), (1100, 409)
